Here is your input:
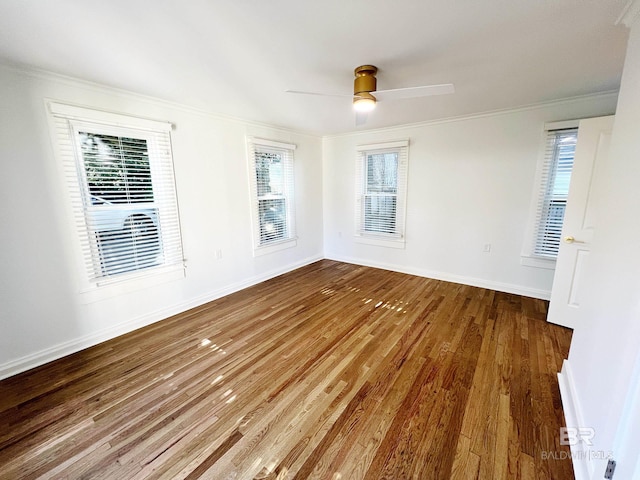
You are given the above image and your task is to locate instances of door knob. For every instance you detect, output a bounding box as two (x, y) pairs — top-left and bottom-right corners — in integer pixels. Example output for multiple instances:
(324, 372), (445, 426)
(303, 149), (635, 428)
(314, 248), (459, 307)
(564, 236), (584, 244)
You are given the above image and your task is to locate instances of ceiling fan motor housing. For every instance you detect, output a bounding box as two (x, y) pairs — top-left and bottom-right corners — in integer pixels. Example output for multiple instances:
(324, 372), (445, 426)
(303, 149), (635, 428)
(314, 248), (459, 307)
(354, 65), (377, 95)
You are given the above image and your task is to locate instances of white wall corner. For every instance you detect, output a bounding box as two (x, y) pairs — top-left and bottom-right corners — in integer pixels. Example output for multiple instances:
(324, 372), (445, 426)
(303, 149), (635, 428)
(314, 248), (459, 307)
(558, 359), (592, 480)
(617, 0), (640, 28)
(0, 254), (323, 381)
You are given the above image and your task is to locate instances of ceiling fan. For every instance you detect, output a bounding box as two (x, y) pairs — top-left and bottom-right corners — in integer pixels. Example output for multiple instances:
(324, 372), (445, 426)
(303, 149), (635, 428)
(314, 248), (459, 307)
(287, 65), (455, 125)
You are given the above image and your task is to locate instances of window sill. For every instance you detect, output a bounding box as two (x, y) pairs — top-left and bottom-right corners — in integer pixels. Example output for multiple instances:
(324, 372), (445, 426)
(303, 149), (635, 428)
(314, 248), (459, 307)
(79, 263), (186, 304)
(355, 234), (405, 249)
(520, 255), (556, 270)
(253, 238), (297, 257)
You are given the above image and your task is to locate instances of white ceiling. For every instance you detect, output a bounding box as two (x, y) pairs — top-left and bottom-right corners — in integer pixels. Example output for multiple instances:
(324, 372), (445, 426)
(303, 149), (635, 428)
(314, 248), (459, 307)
(0, 0), (630, 135)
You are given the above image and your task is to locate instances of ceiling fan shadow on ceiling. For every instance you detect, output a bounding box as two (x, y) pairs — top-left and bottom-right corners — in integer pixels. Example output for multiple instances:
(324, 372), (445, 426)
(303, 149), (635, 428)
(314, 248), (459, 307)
(286, 65), (455, 126)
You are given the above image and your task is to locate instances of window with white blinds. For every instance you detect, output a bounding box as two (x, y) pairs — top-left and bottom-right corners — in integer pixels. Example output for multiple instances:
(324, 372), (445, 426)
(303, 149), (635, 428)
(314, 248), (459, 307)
(49, 102), (184, 285)
(355, 140), (409, 248)
(531, 126), (578, 258)
(247, 137), (296, 255)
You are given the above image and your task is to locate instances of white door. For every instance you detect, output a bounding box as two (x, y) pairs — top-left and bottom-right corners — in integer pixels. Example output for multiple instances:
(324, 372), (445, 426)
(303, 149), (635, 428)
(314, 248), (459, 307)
(607, 349), (640, 480)
(547, 115), (615, 329)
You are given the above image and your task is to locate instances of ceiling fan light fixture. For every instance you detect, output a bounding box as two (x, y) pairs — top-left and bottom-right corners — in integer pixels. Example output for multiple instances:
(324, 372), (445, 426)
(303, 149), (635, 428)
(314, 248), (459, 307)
(353, 92), (376, 112)
(286, 63), (454, 126)
(353, 65), (378, 113)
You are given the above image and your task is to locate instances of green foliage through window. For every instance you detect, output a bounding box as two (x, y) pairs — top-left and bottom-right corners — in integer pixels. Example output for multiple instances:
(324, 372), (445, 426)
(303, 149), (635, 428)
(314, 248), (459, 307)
(79, 132), (154, 205)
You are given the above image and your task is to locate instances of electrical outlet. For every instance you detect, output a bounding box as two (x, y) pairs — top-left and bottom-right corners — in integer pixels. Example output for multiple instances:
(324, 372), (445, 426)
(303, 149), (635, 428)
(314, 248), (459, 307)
(604, 459), (616, 479)
(483, 243), (491, 253)
(215, 249), (223, 260)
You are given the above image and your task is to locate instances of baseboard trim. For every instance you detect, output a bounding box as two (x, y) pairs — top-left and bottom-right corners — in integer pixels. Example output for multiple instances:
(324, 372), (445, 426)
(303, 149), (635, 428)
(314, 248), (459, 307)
(0, 254), (323, 380)
(325, 254), (551, 300)
(558, 359), (591, 480)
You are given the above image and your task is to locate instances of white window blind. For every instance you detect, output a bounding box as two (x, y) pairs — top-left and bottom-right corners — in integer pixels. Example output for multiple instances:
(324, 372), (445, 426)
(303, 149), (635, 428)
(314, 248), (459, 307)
(355, 141), (409, 245)
(531, 127), (578, 258)
(49, 102), (184, 285)
(247, 138), (296, 252)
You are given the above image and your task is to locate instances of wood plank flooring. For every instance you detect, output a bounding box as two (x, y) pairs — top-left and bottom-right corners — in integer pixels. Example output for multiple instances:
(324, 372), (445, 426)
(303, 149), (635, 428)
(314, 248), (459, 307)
(0, 260), (574, 479)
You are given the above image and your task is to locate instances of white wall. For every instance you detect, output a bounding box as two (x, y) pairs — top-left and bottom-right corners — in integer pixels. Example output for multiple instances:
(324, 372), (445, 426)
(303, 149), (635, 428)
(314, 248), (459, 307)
(562, 14), (640, 480)
(0, 66), (324, 378)
(323, 97), (617, 299)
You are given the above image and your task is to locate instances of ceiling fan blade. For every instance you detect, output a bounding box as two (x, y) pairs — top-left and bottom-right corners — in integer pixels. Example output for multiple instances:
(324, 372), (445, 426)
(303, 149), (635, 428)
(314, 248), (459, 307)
(285, 89), (351, 98)
(355, 111), (368, 126)
(375, 83), (455, 101)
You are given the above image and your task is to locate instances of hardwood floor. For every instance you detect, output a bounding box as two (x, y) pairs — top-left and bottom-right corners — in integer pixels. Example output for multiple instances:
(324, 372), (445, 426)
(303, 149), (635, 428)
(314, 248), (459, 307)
(0, 260), (574, 479)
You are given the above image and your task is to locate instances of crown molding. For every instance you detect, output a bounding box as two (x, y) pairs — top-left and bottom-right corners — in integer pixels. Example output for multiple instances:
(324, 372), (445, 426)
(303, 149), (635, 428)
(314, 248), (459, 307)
(324, 90), (618, 139)
(0, 61), (620, 140)
(0, 62), (322, 139)
(617, 0), (640, 28)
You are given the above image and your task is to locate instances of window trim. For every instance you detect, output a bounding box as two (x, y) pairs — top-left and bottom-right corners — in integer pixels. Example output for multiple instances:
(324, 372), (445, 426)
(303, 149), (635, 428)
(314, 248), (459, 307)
(522, 120), (579, 268)
(247, 137), (297, 256)
(354, 140), (409, 249)
(48, 101), (185, 295)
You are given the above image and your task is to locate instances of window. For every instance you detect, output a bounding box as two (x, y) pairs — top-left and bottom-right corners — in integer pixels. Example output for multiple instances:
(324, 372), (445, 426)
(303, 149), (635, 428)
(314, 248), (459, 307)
(49, 102), (184, 286)
(247, 137), (296, 255)
(524, 122), (578, 265)
(355, 140), (409, 248)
